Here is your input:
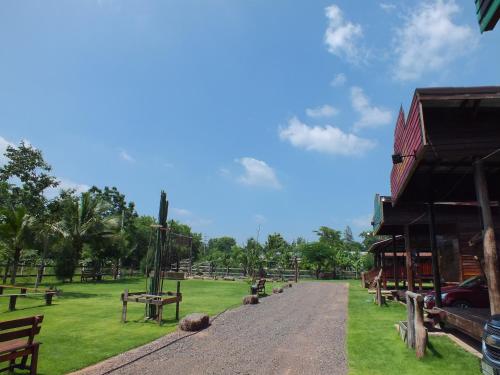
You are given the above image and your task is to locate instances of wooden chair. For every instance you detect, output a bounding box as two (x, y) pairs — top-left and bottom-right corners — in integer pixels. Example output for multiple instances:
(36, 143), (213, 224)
(0, 315), (43, 374)
(250, 279), (266, 296)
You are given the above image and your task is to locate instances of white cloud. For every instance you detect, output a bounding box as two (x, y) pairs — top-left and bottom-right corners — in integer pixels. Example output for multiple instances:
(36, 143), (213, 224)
(380, 3), (396, 12)
(279, 116), (376, 157)
(394, 0), (478, 81)
(306, 104), (339, 118)
(350, 87), (392, 131)
(0, 136), (14, 165)
(330, 73), (347, 87)
(236, 157), (281, 189)
(172, 207), (192, 217)
(324, 4), (365, 63)
(119, 150), (135, 162)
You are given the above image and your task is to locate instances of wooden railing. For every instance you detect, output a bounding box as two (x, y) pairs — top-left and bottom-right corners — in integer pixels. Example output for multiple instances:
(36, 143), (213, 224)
(406, 291), (427, 358)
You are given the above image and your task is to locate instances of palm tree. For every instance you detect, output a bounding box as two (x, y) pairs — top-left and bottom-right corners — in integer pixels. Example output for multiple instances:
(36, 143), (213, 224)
(52, 192), (118, 280)
(0, 206), (33, 284)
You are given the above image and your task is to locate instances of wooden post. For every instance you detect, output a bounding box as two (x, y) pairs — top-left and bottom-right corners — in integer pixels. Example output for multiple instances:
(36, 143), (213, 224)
(406, 291), (427, 358)
(175, 281), (180, 320)
(0, 286), (3, 295)
(293, 256), (299, 283)
(158, 305), (163, 324)
(404, 225), (415, 292)
(406, 292), (415, 349)
(9, 295), (17, 311)
(392, 235), (399, 289)
(20, 288), (27, 296)
(427, 203), (442, 307)
(474, 160), (500, 315)
(121, 289), (128, 323)
(415, 296), (427, 358)
(381, 253), (387, 289)
(45, 292), (53, 306)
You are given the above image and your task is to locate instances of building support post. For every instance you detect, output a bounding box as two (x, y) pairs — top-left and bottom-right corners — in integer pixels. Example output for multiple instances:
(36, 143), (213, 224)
(427, 203), (442, 307)
(474, 160), (500, 315)
(404, 225), (415, 292)
(392, 235), (399, 289)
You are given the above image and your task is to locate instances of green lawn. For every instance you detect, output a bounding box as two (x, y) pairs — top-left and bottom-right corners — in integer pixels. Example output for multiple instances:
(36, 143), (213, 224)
(347, 280), (482, 375)
(0, 277), (267, 375)
(1, 278), (484, 375)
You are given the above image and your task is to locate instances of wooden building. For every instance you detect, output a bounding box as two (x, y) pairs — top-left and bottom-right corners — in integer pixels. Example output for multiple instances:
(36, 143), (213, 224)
(387, 86), (500, 339)
(364, 235), (433, 290)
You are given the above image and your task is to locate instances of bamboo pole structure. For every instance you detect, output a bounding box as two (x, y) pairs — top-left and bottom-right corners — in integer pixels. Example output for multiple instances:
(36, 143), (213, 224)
(147, 191), (169, 319)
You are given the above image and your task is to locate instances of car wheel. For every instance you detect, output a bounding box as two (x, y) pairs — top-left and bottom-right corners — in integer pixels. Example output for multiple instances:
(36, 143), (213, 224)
(451, 300), (471, 309)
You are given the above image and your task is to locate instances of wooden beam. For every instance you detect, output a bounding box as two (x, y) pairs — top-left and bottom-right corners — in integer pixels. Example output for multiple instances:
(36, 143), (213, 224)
(393, 235), (399, 289)
(474, 160), (500, 314)
(428, 203), (442, 307)
(404, 225), (415, 292)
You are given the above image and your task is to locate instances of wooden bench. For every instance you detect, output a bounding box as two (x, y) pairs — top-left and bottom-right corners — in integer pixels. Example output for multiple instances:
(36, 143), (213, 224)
(250, 279), (266, 296)
(0, 285), (57, 311)
(0, 315), (43, 374)
(80, 269), (102, 282)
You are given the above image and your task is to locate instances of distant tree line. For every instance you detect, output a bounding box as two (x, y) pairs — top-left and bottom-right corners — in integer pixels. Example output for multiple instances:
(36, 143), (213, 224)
(0, 141), (380, 284)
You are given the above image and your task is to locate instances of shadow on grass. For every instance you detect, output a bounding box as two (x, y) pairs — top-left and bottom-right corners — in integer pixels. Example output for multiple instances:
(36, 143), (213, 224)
(58, 291), (99, 299)
(427, 340), (443, 358)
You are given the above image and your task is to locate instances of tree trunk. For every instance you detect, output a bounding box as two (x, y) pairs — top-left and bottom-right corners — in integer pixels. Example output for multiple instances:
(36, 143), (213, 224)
(2, 260), (10, 284)
(10, 247), (22, 285)
(35, 261), (45, 288)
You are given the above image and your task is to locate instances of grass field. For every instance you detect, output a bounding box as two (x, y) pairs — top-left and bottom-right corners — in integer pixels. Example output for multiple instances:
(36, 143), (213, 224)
(0, 277), (267, 375)
(347, 280), (482, 375)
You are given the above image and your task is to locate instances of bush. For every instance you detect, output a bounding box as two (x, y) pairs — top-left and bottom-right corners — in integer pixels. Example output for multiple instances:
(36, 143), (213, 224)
(55, 248), (76, 282)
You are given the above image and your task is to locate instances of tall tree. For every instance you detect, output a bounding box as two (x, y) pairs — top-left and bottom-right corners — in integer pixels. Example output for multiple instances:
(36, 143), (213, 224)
(52, 192), (118, 281)
(0, 206), (33, 284)
(0, 141), (58, 217)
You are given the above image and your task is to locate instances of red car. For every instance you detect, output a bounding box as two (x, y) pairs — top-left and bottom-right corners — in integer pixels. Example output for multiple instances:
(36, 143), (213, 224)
(424, 275), (490, 309)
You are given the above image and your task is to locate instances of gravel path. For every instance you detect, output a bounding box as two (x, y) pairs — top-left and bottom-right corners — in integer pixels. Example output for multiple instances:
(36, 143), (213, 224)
(74, 282), (348, 375)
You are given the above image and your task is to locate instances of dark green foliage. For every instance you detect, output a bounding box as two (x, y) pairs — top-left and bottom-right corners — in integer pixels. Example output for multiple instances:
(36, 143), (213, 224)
(54, 247), (77, 281)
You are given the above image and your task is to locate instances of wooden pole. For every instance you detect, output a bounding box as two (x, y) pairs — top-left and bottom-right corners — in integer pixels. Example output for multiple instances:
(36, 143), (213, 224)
(121, 289), (128, 323)
(406, 293), (415, 348)
(381, 252), (387, 289)
(404, 225), (415, 292)
(175, 281), (181, 320)
(392, 235), (399, 289)
(415, 296), (427, 358)
(474, 160), (500, 314)
(427, 203), (442, 307)
(294, 256), (298, 283)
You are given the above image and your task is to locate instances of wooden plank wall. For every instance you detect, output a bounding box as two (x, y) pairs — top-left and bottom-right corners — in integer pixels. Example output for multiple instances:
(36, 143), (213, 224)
(390, 96), (425, 201)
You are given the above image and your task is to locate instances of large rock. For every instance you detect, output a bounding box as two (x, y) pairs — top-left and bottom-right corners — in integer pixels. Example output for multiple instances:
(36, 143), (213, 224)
(273, 287), (284, 294)
(242, 295), (259, 305)
(179, 313), (210, 331)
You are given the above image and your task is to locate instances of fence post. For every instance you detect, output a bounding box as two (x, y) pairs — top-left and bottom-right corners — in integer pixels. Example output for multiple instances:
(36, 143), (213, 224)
(406, 291), (427, 357)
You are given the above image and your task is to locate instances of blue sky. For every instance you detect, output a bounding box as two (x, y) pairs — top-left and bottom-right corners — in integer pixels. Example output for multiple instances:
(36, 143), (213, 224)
(1, 0), (499, 243)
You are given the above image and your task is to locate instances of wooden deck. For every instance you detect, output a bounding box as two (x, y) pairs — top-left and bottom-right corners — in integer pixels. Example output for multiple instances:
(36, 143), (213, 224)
(434, 307), (490, 341)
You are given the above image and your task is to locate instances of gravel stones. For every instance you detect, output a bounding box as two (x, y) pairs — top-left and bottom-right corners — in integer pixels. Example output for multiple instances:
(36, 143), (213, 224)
(78, 283), (348, 375)
(179, 313), (210, 331)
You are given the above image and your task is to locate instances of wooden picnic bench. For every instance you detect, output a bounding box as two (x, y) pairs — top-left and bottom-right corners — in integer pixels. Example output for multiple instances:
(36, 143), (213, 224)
(0, 315), (43, 374)
(80, 269), (102, 282)
(250, 279), (266, 296)
(0, 285), (57, 311)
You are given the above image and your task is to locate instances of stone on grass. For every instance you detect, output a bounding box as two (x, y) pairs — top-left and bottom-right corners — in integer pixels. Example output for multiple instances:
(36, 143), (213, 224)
(273, 287), (283, 294)
(179, 313), (210, 331)
(243, 295), (259, 305)
(223, 276), (235, 281)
